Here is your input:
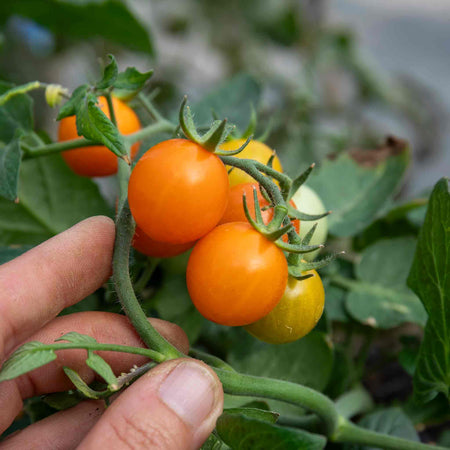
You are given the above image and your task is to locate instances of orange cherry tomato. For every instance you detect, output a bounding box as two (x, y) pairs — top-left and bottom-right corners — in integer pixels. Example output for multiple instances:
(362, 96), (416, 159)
(245, 271), (325, 344)
(219, 183), (300, 242)
(128, 139), (229, 244)
(220, 139), (283, 187)
(132, 226), (195, 258)
(186, 222), (288, 326)
(58, 96), (141, 177)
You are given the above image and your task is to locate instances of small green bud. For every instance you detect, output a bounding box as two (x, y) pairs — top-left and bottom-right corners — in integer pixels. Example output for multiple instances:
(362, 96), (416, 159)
(45, 84), (69, 107)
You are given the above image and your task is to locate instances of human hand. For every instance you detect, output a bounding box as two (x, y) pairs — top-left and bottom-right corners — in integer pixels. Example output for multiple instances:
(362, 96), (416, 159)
(0, 216), (223, 449)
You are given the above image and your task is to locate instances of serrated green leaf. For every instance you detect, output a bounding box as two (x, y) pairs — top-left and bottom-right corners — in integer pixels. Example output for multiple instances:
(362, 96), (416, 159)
(63, 367), (103, 399)
(0, 137), (22, 201)
(56, 85), (89, 120)
(76, 93), (126, 157)
(344, 408), (419, 450)
(0, 341), (56, 382)
(0, 0), (153, 54)
(96, 55), (118, 90)
(0, 81), (33, 143)
(228, 331), (333, 392)
(308, 141), (409, 237)
(0, 81), (40, 106)
(113, 67), (153, 100)
(0, 154), (111, 246)
(344, 237), (427, 329)
(217, 411), (326, 450)
(86, 352), (117, 387)
(56, 332), (97, 344)
(407, 178), (450, 403)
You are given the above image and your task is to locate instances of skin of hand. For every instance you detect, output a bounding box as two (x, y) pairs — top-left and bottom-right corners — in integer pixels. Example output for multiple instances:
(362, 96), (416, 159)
(0, 216), (223, 449)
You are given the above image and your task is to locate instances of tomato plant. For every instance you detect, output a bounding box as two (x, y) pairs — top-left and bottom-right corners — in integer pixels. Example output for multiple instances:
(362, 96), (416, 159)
(128, 138), (229, 244)
(245, 271), (325, 344)
(58, 96), (141, 177)
(186, 222), (288, 326)
(221, 139), (283, 186)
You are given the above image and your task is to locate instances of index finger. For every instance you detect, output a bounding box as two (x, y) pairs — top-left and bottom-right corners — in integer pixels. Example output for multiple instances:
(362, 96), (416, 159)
(0, 216), (115, 360)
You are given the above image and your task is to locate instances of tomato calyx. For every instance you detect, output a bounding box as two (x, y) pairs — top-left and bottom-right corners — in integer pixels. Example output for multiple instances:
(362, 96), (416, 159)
(178, 96), (251, 154)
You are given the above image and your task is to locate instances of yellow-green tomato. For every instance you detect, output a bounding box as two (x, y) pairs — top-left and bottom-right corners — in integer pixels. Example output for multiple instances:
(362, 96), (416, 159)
(220, 139), (283, 187)
(244, 271), (325, 344)
(291, 185), (328, 261)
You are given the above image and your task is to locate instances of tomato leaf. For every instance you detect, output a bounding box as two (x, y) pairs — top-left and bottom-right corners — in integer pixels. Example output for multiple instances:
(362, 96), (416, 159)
(96, 55), (118, 90)
(113, 67), (154, 100)
(407, 177), (450, 403)
(0, 245), (32, 264)
(189, 74), (261, 131)
(224, 407), (279, 424)
(75, 92), (126, 156)
(228, 330), (333, 392)
(56, 332), (97, 344)
(86, 352), (117, 388)
(343, 237), (427, 329)
(57, 84), (89, 120)
(0, 0), (153, 54)
(216, 411), (326, 450)
(201, 433), (230, 450)
(0, 81), (41, 106)
(344, 408), (419, 449)
(0, 81), (33, 143)
(0, 154), (111, 246)
(0, 341), (57, 382)
(0, 137), (22, 201)
(308, 138), (409, 237)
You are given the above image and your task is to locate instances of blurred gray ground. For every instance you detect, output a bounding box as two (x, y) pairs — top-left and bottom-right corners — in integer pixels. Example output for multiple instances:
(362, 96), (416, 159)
(330, 0), (450, 194)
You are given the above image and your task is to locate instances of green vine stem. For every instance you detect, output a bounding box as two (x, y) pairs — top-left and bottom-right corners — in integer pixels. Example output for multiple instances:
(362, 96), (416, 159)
(215, 368), (339, 436)
(331, 419), (448, 450)
(21, 120), (175, 159)
(30, 342), (165, 362)
(113, 157), (183, 359)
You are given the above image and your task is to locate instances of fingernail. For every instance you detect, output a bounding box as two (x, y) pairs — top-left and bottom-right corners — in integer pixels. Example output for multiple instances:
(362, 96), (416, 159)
(158, 361), (217, 428)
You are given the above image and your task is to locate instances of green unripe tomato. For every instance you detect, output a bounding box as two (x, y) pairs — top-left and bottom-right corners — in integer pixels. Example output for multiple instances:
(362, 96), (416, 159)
(244, 271), (325, 344)
(291, 185), (328, 261)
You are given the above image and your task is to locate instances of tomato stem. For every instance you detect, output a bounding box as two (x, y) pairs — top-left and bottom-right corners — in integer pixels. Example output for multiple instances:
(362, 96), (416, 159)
(215, 367), (339, 436)
(113, 199), (184, 359)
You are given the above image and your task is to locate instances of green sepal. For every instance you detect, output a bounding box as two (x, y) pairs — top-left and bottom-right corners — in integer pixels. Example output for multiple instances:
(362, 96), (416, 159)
(179, 96), (235, 152)
(287, 268), (314, 281)
(265, 222), (294, 241)
(301, 223), (318, 246)
(275, 240), (323, 254)
(215, 136), (251, 156)
(287, 163), (315, 200)
(288, 203), (331, 221)
(289, 252), (344, 276)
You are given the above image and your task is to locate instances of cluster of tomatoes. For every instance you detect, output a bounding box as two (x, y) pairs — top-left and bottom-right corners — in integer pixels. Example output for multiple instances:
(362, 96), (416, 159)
(58, 97), (326, 344)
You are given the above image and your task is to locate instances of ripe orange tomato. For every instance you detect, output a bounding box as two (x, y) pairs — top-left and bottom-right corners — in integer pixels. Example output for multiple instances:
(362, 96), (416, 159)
(219, 183), (300, 242)
(58, 96), (141, 177)
(132, 226), (195, 258)
(220, 139), (283, 187)
(245, 271), (325, 344)
(186, 222), (288, 326)
(128, 139), (229, 244)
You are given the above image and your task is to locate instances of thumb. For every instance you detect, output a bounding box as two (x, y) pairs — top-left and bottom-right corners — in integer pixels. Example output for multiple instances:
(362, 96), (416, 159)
(78, 358), (224, 450)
